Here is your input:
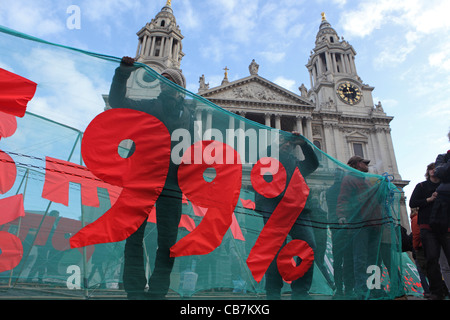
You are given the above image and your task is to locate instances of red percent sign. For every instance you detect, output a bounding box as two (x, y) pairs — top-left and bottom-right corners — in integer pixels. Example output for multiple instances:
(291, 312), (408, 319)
(247, 157), (313, 282)
(70, 109), (313, 283)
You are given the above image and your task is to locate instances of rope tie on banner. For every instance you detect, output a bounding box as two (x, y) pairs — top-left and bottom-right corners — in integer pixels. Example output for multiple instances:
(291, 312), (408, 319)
(382, 172), (404, 193)
(381, 172), (403, 226)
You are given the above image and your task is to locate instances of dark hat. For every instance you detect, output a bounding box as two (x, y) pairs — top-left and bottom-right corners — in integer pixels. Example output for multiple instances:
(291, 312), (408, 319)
(161, 68), (186, 88)
(347, 155), (370, 166)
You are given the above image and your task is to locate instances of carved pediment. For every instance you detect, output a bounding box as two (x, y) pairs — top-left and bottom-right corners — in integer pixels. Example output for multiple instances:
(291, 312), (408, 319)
(200, 76), (312, 106)
(345, 131), (369, 143)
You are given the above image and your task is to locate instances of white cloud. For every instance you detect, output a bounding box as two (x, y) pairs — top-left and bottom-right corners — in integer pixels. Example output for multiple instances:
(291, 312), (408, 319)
(429, 42), (450, 72)
(22, 48), (109, 131)
(0, 0), (65, 37)
(338, 0), (450, 72)
(340, 0), (450, 39)
(273, 76), (296, 92)
(212, 0), (259, 43)
(200, 37), (226, 63)
(259, 51), (286, 63)
(374, 41), (415, 67)
(339, 1), (389, 38)
(177, 0), (200, 30)
(80, 0), (142, 22)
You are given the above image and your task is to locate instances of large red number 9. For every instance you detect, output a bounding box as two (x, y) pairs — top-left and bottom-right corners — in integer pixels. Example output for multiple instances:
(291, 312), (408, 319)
(170, 140), (242, 257)
(70, 108), (171, 248)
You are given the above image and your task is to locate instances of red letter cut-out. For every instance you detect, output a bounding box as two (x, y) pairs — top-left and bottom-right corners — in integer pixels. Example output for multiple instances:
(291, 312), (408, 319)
(277, 239), (314, 281)
(0, 231), (23, 272)
(42, 157), (121, 207)
(170, 140), (242, 257)
(247, 160), (310, 283)
(70, 108), (171, 248)
(0, 68), (37, 117)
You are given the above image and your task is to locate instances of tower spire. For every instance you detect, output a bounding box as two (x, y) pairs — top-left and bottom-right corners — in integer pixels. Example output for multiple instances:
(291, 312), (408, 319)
(134, 0), (184, 71)
(306, 15), (359, 98)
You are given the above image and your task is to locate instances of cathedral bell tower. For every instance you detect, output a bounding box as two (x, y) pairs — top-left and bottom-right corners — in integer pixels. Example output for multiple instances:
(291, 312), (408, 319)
(103, 1), (185, 108)
(306, 13), (370, 115)
(305, 13), (406, 184)
(305, 13), (409, 229)
(134, 0), (184, 72)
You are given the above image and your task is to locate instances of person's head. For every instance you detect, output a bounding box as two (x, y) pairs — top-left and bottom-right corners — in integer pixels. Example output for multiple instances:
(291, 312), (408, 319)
(160, 68), (186, 89)
(347, 155), (370, 172)
(159, 68), (186, 115)
(278, 134), (293, 153)
(425, 162), (435, 180)
(425, 162), (440, 183)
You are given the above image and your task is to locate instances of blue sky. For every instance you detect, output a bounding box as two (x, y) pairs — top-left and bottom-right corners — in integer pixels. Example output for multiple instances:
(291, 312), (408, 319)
(0, 0), (449, 210)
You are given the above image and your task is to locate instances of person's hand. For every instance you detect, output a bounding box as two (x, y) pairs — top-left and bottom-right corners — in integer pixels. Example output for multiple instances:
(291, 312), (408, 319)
(121, 56), (135, 67)
(428, 192), (438, 202)
(291, 131), (306, 145)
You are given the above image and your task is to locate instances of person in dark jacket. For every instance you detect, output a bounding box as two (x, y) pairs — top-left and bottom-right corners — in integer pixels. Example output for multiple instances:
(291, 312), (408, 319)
(326, 169), (355, 298)
(255, 133), (319, 300)
(410, 207), (430, 298)
(109, 56), (193, 299)
(422, 130), (450, 299)
(410, 161), (448, 299)
(337, 156), (384, 299)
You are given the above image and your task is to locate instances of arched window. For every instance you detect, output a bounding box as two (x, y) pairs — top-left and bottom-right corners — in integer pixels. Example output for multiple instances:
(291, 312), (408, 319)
(161, 20), (165, 27)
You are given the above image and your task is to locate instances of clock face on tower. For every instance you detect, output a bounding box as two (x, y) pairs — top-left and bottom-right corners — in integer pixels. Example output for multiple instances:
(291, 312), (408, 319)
(336, 82), (362, 105)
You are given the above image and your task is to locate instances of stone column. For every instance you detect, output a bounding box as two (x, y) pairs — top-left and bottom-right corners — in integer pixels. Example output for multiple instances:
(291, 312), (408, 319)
(381, 127), (400, 178)
(136, 38), (142, 57)
(341, 54), (348, 73)
(332, 53), (338, 73)
(305, 117), (313, 141)
(323, 122), (335, 157)
(169, 37), (174, 59)
(206, 110), (213, 135)
(296, 116), (304, 135)
(194, 108), (203, 142)
(351, 56), (357, 74)
(150, 36), (156, 56)
(317, 58), (323, 77)
(333, 124), (346, 161)
(144, 36), (151, 56)
(345, 54), (353, 74)
(312, 65), (317, 86)
(275, 114), (281, 130)
(309, 70), (314, 88)
(238, 112), (246, 159)
(325, 52), (332, 72)
(265, 113), (271, 127)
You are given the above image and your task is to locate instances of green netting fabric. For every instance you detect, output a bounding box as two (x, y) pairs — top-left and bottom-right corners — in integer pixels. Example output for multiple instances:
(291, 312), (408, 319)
(0, 25), (421, 300)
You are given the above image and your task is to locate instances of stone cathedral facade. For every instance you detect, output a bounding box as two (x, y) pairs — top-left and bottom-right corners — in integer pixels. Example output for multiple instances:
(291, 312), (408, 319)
(107, 3), (410, 227)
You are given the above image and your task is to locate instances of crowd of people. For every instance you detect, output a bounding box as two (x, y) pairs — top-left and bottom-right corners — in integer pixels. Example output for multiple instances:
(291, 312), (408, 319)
(409, 131), (450, 300)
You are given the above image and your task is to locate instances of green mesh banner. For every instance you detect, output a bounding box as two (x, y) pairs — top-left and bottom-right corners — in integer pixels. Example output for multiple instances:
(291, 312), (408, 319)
(0, 25), (420, 300)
